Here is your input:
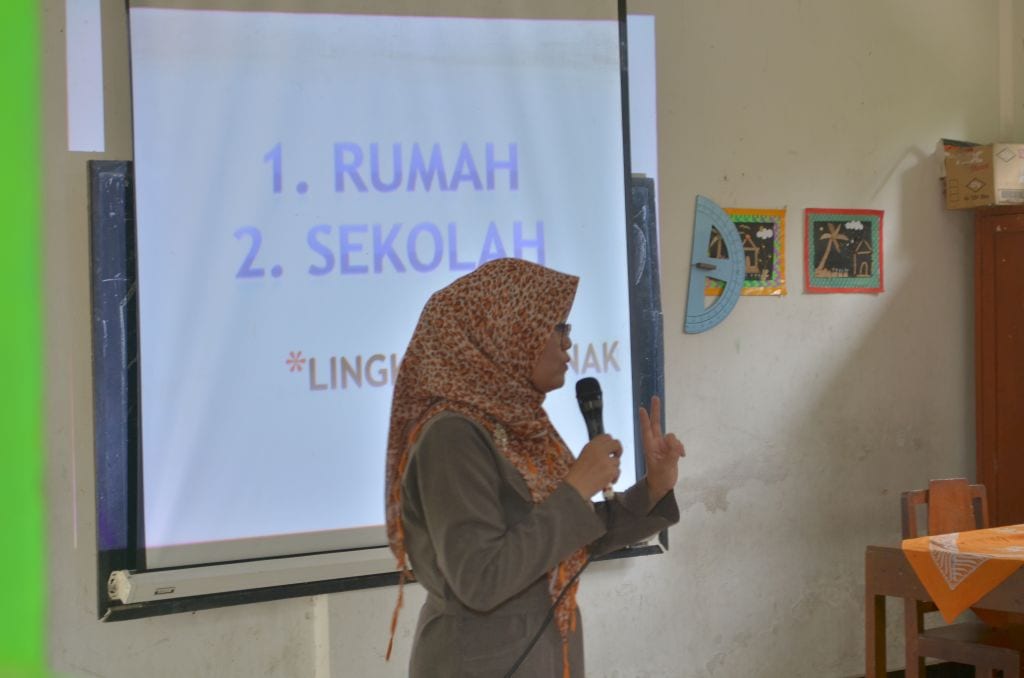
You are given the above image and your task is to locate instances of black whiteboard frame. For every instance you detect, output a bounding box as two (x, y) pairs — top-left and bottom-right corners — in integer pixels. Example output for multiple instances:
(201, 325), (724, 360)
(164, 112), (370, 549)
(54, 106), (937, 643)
(89, 167), (666, 621)
(89, 160), (144, 619)
(90, 2), (667, 622)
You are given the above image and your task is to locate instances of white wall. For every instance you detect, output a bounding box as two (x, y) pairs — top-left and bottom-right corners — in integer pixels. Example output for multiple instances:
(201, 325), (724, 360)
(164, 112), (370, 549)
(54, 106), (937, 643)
(44, 1), (1018, 676)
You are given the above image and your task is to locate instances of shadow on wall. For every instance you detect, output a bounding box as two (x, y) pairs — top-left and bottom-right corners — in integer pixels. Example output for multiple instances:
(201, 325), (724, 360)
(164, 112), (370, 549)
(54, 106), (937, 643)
(763, 144), (977, 671)
(805, 145), (974, 497)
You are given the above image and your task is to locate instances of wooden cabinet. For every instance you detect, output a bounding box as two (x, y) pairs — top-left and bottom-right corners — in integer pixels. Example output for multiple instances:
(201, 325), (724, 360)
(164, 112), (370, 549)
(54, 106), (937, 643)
(975, 206), (1024, 526)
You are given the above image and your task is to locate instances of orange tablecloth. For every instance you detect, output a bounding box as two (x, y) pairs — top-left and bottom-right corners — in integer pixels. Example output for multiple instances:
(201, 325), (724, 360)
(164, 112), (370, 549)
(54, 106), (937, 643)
(902, 524), (1024, 623)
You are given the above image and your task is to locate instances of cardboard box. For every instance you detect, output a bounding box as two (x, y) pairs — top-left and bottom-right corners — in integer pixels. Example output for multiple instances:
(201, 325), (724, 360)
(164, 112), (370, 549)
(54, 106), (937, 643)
(943, 141), (1024, 210)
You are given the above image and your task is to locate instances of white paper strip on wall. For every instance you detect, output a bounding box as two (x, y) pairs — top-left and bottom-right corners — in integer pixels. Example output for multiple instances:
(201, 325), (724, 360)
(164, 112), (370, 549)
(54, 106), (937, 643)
(626, 15), (657, 180)
(66, 0), (105, 152)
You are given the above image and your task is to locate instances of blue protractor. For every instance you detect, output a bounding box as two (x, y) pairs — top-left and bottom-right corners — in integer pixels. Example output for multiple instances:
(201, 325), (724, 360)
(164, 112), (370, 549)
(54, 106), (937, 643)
(684, 195), (745, 333)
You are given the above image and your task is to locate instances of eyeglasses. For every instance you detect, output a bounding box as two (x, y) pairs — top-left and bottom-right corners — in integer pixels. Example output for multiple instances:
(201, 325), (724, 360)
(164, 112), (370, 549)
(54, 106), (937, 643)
(555, 322), (572, 340)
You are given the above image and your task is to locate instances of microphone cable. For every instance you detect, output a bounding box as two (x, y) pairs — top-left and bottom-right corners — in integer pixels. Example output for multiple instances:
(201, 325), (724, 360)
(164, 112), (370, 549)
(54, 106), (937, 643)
(505, 380), (617, 677)
(503, 495), (615, 677)
(502, 556), (592, 678)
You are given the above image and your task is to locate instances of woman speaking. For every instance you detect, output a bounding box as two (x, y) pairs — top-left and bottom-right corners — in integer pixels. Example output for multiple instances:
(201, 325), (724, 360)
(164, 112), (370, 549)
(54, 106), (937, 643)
(385, 258), (684, 677)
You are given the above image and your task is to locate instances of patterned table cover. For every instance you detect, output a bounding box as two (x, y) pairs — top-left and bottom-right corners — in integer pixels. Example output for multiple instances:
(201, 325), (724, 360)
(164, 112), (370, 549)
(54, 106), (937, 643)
(902, 524), (1024, 623)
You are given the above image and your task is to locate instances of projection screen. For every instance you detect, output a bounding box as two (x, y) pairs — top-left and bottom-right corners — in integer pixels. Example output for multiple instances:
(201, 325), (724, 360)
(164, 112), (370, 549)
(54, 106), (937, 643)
(125, 0), (642, 578)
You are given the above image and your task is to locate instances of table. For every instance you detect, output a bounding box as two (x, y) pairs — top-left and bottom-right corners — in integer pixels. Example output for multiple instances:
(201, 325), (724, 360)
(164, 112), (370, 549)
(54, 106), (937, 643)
(864, 544), (1024, 677)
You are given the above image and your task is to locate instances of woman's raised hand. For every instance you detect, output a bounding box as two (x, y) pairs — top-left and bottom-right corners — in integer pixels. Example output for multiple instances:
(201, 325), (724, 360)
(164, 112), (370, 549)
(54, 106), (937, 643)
(564, 434), (622, 500)
(639, 396), (685, 500)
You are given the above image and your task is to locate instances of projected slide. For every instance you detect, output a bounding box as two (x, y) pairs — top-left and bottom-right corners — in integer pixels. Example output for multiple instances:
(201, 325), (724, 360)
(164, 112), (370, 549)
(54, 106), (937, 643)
(130, 8), (634, 569)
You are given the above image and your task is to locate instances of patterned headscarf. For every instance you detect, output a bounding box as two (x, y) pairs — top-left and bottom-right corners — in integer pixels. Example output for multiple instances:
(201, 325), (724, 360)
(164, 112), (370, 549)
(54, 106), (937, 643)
(385, 258), (585, 670)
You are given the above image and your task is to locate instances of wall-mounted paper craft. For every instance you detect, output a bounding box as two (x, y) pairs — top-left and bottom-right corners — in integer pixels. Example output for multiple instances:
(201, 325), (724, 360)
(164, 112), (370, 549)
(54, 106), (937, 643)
(684, 196), (745, 333)
(804, 208), (884, 294)
(706, 207), (786, 296)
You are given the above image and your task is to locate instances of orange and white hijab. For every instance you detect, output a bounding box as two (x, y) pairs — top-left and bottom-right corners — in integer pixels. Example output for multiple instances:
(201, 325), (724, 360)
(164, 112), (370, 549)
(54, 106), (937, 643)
(385, 258), (584, 672)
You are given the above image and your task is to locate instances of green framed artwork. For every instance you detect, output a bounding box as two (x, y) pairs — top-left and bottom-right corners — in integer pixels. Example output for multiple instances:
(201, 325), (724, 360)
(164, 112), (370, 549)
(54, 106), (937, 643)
(804, 208), (884, 294)
(705, 207), (786, 296)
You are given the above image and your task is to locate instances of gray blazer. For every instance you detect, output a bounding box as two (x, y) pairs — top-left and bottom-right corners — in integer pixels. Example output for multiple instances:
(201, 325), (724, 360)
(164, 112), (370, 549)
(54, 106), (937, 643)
(400, 413), (680, 677)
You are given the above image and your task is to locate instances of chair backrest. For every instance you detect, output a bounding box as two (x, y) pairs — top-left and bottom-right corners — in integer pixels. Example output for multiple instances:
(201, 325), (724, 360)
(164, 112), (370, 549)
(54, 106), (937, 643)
(900, 478), (989, 539)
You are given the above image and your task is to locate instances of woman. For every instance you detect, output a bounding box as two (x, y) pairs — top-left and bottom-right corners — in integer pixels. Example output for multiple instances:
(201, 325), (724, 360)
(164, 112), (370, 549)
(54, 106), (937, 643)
(385, 258), (684, 677)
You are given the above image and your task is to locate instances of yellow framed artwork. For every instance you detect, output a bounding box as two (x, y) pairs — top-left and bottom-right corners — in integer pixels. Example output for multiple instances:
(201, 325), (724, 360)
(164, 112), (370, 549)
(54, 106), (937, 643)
(705, 207), (786, 296)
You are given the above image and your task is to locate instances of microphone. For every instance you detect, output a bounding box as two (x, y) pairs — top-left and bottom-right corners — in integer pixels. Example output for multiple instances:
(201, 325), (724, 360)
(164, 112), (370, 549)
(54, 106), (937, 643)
(575, 377), (615, 501)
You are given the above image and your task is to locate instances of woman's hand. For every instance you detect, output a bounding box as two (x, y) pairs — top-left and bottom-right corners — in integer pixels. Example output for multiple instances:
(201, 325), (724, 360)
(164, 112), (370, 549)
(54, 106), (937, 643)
(639, 396), (685, 500)
(565, 434), (622, 500)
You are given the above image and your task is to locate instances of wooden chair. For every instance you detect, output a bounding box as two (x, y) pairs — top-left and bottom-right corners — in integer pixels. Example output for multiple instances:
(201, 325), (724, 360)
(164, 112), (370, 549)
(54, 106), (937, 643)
(901, 478), (1023, 678)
